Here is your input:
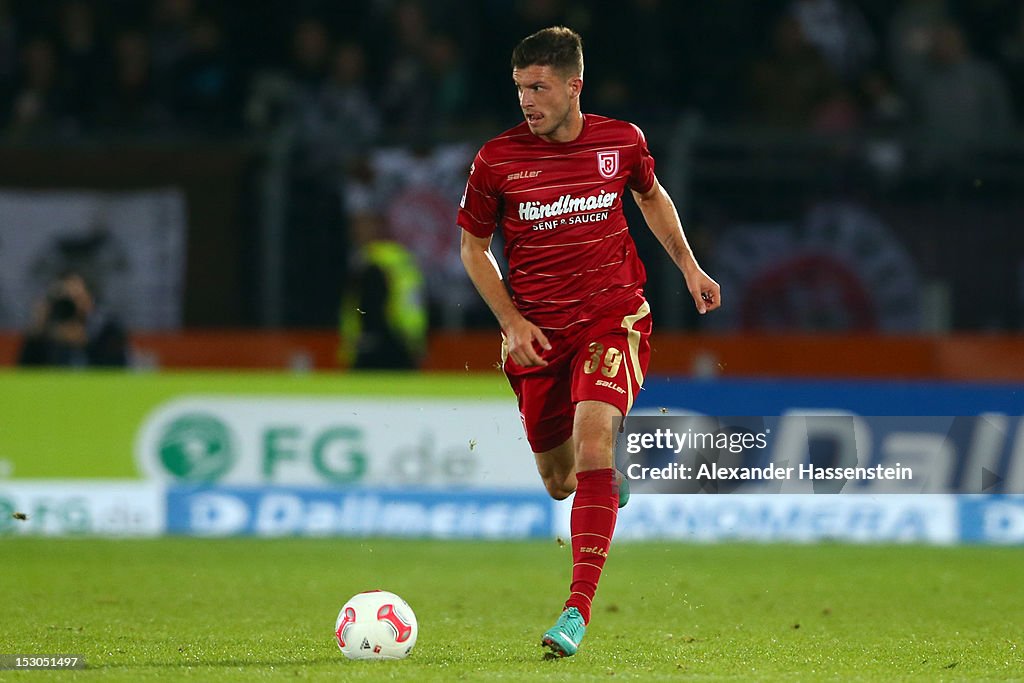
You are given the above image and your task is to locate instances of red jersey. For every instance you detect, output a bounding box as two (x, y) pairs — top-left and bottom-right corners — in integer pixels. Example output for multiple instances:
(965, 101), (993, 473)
(457, 113), (656, 331)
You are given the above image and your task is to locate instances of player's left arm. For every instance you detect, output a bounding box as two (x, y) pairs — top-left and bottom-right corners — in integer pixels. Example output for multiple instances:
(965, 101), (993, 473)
(631, 178), (721, 314)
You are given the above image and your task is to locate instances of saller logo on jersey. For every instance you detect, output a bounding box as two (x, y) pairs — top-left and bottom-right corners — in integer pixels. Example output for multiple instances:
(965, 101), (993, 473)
(518, 191), (618, 220)
(597, 150), (619, 179)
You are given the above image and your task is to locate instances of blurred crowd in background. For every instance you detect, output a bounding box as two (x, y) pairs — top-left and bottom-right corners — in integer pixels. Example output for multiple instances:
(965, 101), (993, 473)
(1, 0), (1023, 359)
(2, 0), (1022, 144)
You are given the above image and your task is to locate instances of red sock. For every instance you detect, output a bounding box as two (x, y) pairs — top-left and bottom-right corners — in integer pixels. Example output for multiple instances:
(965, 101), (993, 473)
(564, 467), (618, 624)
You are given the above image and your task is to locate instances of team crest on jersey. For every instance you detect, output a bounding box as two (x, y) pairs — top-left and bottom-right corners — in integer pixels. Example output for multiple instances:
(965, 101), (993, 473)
(597, 150), (619, 179)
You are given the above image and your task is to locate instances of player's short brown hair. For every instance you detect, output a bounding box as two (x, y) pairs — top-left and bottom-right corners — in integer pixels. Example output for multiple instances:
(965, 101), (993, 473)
(511, 26), (583, 77)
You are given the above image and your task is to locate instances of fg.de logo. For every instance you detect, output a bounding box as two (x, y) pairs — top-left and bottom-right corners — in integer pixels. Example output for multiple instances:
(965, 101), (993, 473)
(139, 401), (370, 485)
(137, 397), (532, 488)
(157, 414), (237, 483)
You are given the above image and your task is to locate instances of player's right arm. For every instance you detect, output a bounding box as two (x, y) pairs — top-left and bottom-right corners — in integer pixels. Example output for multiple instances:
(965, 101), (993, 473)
(459, 229), (550, 367)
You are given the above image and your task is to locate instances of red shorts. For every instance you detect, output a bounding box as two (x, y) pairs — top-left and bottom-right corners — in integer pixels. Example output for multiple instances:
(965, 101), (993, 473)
(503, 300), (652, 453)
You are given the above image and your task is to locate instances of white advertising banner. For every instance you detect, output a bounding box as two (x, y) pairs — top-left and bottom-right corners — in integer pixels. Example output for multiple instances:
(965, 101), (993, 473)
(0, 482), (165, 536)
(554, 494), (959, 544)
(135, 397), (540, 490)
(0, 189), (187, 330)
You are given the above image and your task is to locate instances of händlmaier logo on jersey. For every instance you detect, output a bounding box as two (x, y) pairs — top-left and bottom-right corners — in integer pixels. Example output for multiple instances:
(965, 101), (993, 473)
(597, 150), (619, 179)
(517, 190), (618, 221)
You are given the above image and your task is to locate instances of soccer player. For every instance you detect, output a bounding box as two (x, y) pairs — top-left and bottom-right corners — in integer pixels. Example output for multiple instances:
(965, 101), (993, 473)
(457, 26), (720, 657)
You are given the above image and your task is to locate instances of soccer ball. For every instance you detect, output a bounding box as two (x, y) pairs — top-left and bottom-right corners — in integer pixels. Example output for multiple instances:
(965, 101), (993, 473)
(335, 590), (418, 660)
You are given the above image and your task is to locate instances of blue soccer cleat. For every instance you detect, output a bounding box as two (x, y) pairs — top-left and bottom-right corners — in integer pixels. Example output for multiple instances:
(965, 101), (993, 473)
(541, 607), (587, 657)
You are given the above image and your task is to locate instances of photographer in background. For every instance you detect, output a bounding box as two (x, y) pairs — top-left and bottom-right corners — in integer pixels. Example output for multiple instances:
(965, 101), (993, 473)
(17, 271), (129, 367)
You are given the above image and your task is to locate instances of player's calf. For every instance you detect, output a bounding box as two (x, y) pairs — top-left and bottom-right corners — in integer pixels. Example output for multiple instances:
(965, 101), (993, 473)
(540, 476), (575, 500)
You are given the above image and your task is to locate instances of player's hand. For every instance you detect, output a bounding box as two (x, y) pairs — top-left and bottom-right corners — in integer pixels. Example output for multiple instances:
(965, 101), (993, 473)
(504, 316), (551, 367)
(686, 268), (721, 314)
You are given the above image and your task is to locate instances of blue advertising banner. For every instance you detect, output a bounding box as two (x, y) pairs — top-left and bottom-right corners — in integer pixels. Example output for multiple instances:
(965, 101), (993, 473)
(162, 486), (1024, 545)
(626, 379), (1023, 494)
(635, 378), (1022, 416)
(166, 487), (553, 539)
(957, 495), (1024, 544)
(616, 415), (1024, 494)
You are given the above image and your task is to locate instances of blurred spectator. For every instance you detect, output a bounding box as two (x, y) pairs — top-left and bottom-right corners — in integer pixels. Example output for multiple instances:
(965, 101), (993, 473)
(292, 41), (381, 178)
(290, 17), (330, 87)
(241, 14), (329, 136)
(588, 0), (684, 123)
(859, 67), (910, 131)
(789, 0), (877, 82)
(56, 0), (103, 131)
(96, 29), (169, 134)
(319, 41), (380, 153)
(343, 142), (478, 327)
(857, 67), (911, 182)
(0, 0), (15, 84)
(516, 0), (572, 26)
(378, 0), (432, 139)
(245, 17), (333, 142)
(370, 0), (477, 139)
(246, 18), (353, 327)
(423, 33), (467, 131)
(149, 0), (194, 83)
(953, 0), (1018, 63)
(18, 271), (129, 367)
(998, 1), (1024, 117)
(907, 21), (1015, 166)
(486, 0), (576, 62)
(746, 14), (838, 128)
(340, 162), (427, 370)
(674, 1), (781, 122)
(7, 36), (67, 139)
(888, 0), (950, 88)
(172, 14), (235, 132)
(810, 81), (862, 133)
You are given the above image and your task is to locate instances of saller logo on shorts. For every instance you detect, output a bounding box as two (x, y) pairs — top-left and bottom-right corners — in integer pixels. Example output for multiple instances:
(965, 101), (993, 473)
(595, 379), (626, 395)
(518, 191), (618, 220)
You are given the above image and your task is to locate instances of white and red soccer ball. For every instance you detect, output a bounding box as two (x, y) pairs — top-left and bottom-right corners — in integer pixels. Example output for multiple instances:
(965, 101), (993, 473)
(335, 590), (418, 660)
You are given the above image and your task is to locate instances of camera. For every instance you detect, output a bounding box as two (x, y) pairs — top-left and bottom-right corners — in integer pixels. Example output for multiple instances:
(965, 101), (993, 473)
(46, 285), (81, 324)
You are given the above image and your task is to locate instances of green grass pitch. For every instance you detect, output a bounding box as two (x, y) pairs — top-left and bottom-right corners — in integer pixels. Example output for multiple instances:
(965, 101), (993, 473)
(2, 538), (1022, 681)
